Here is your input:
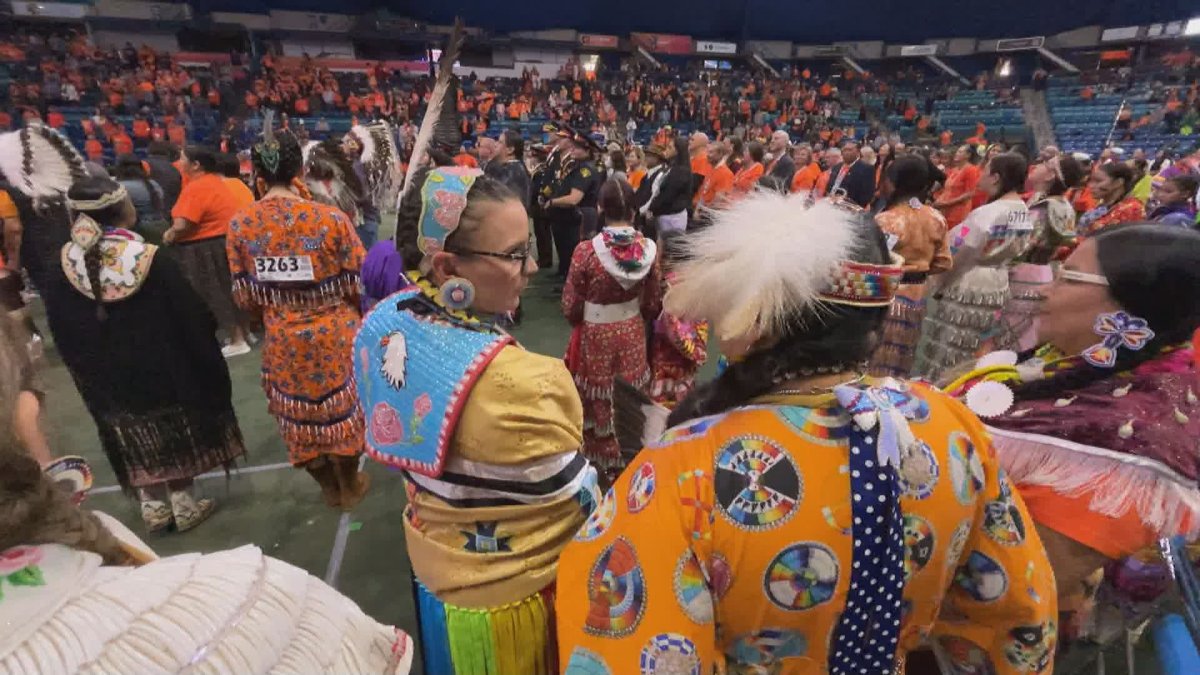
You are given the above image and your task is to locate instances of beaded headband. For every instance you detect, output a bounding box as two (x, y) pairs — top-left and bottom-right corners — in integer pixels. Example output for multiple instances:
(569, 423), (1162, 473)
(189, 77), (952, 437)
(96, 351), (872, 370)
(67, 184), (128, 212)
(819, 253), (905, 307)
(417, 166), (483, 271)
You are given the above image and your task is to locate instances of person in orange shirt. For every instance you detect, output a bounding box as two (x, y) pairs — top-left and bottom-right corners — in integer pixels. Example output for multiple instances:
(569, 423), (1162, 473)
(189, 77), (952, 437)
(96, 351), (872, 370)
(696, 142), (734, 211)
(939, 128), (953, 147)
(45, 108), (65, 129)
(167, 145), (251, 356)
(295, 96), (310, 115)
(626, 147), (647, 191)
(112, 129), (134, 157)
(965, 121), (987, 146)
(933, 144), (981, 228)
(732, 142), (766, 195)
(789, 143), (822, 194)
(84, 135), (104, 163)
(132, 116), (151, 142)
(218, 153), (255, 208)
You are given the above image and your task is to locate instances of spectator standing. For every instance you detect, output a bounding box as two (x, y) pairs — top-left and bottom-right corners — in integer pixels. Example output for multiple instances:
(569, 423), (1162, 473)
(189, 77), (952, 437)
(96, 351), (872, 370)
(112, 155), (169, 245)
(934, 145), (981, 228)
(144, 142), (182, 212)
(217, 153), (255, 209)
(486, 129), (531, 208)
(763, 129), (796, 191)
(165, 145), (251, 358)
(1077, 162), (1146, 238)
(825, 141), (876, 208)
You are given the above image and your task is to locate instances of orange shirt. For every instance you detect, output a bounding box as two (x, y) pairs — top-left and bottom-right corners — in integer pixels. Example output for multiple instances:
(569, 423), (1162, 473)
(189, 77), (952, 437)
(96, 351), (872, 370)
(454, 153), (479, 168)
(790, 162), (822, 193)
(223, 177), (256, 208)
(690, 155), (712, 179)
(698, 163), (734, 208)
(112, 133), (133, 156)
(936, 164), (980, 228)
(732, 162), (764, 195)
(0, 191), (18, 220)
(171, 173), (240, 242)
(132, 119), (150, 139)
(84, 139), (103, 162)
(46, 111), (65, 129)
(628, 168), (646, 190)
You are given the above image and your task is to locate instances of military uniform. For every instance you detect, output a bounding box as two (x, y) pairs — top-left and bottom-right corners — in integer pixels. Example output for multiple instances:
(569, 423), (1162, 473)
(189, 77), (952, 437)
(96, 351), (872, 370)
(530, 149), (560, 269)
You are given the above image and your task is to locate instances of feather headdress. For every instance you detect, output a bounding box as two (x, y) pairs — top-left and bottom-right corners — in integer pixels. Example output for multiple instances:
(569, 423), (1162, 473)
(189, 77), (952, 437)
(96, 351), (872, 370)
(396, 19), (465, 221)
(305, 139), (363, 222)
(665, 193), (901, 343)
(347, 119), (401, 210)
(0, 122), (87, 200)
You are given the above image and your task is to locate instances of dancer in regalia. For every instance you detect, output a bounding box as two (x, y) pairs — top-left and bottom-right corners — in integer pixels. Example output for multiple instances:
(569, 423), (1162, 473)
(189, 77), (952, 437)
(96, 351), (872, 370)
(556, 192), (1057, 675)
(354, 25), (597, 674)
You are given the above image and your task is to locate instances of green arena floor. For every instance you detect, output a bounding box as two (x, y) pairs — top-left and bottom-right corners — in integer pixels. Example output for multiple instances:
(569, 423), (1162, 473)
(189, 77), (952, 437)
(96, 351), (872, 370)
(33, 219), (1161, 675)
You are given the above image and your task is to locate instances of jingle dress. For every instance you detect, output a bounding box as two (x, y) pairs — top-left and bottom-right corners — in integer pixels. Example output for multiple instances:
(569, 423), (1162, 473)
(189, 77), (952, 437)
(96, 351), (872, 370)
(46, 227), (244, 491)
(563, 226), (662, 470)
(355, 276), (598, 675)
(226, 197), (366, 465)
(995, 193), (1076, 353)
(869, 200), (953, 378)
(556, 379), (1057, 674)
(916, 198), (1032, 382)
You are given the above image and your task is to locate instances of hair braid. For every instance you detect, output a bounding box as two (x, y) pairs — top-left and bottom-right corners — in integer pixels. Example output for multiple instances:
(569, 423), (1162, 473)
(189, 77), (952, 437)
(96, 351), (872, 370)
(83, 245), (107, 320)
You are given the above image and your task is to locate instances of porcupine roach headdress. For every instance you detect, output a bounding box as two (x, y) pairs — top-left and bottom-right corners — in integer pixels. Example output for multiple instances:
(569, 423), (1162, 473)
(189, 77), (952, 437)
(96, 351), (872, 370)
(0, 122), (87, 201)
(393, 19), (466, 242)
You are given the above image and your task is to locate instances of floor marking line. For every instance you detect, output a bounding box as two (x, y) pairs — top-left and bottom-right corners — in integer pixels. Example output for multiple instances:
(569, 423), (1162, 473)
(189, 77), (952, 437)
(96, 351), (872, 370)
(89, 461), (294, 495)
(324, 454), (367, 589)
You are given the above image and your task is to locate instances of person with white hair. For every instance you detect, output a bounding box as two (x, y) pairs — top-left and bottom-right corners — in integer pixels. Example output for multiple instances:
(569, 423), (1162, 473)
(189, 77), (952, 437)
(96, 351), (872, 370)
(764, 129), (796, 190)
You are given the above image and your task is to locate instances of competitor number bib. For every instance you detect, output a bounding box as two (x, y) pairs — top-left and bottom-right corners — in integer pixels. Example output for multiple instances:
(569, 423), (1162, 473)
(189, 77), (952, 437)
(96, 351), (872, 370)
(254, 256), (315, 282)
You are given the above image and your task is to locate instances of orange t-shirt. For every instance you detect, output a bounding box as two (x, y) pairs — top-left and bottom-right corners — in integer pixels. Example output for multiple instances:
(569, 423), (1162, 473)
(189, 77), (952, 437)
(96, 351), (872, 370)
(112, 133), (133, 156)
(223, 177), (255, 208)
(171, 173), (240, 242)
(628, 168), (646, 191)
(698, 163), (734, 208)
(132, 119), (150, 138)
(0, 191), (18, 220)
(84, 139), (103, 161)
(454, 153), (479, 168)
(790, 162), (822, 193)
(937, 164), (981, 228)
(732, 162), (764, 195)
(46, 111), (65, 129)
(168, 124), (186, 146)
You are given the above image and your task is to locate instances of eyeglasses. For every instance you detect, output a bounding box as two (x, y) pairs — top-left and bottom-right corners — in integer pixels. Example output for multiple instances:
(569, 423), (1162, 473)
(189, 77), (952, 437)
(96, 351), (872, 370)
(451, 237), (534, 267)
(1057, 269), (1109, 286)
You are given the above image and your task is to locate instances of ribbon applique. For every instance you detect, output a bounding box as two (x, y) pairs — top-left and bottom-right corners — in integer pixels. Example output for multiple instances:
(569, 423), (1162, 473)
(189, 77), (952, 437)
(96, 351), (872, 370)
(1081, 311), (1155, 368)
(833, 378), (925, 469)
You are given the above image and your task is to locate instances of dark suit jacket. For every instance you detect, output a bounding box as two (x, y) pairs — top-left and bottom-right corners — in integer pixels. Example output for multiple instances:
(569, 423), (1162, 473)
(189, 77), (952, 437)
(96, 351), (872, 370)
(826, 161), (876, 208)
(763, 153), (796, 192)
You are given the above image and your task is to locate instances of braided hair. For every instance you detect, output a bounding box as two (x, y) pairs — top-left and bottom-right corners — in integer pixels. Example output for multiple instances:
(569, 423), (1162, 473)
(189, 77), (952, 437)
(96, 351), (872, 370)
(67, 176), (132, 321)
(251, 114), (304, 190)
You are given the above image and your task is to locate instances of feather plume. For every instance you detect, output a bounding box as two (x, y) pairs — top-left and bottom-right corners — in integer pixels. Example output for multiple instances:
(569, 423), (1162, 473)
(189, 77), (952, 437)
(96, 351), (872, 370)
(665, 194), (861, 343)
(0, 123), (86, 199)
(396, 19), (465, 219)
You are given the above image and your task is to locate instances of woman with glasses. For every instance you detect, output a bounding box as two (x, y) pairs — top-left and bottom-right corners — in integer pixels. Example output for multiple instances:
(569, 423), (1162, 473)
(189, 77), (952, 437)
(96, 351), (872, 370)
(225, 117), (370, 511)
(946, 224), (1200, 642)
(354, 166), (598, 674)
(563, 178), (661, 480)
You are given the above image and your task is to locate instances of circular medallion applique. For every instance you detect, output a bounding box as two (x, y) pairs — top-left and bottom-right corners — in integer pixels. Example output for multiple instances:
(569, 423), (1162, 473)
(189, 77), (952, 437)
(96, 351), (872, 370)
(903, 514), (936, 581)
(954, 550), (1009, 603)
(763, 542), (839, 611)
(585, 537), (647, 637)
(715, 436), (802, 531)
(563, 647), (611, 675)
(626, 462), (657, 514)
(936, 635), (998, 675)
(725, 628), (808, 665)
(673, 551), (714, 624)
(639, 633), (701, 675)
(898, 441), (940, 500)
(677, 469), (715, 542)
(983, 481), (1027, 546)
(650, 415), (722, 449)
(1004, 621), (1056, 672)
(947, 432), (985, 505)
(776, 406), (853, 446)
(708, 553), (734, 598)
(576, 488), (617, 542)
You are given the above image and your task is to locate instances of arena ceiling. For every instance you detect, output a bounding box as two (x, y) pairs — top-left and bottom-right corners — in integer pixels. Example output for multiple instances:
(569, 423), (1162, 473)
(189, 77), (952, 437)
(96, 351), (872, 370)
(373, 0), (1194, 43)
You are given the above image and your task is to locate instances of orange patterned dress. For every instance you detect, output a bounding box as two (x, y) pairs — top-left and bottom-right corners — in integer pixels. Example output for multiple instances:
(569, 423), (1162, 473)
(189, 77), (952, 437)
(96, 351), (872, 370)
(227, 196), (366, 465)
(556, 380), (1057, 674)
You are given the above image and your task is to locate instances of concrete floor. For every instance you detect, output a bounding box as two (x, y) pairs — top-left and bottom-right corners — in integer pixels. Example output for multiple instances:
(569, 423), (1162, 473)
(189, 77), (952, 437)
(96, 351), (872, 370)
(33, 225), (1161, 675)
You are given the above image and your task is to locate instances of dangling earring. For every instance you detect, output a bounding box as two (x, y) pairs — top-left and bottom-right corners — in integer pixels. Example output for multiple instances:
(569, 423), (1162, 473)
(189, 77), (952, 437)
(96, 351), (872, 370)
(439, 277), (475, 311)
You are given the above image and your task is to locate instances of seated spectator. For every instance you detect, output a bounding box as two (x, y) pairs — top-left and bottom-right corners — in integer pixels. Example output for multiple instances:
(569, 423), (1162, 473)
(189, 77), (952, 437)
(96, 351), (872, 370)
(84, 135), (103, 163)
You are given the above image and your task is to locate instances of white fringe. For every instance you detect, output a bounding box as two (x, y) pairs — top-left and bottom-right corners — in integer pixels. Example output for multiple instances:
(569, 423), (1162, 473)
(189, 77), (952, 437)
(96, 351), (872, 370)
(989, 426), (1200, 539)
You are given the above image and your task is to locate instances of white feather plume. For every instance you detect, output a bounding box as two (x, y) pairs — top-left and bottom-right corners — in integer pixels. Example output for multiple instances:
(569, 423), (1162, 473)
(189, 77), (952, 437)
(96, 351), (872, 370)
(380, 331), (408, 389)
(396, 19), (464, 216)
(665, 193), (862, 343)
(0, 124), (85, 199)
(302, 140), (319, 165)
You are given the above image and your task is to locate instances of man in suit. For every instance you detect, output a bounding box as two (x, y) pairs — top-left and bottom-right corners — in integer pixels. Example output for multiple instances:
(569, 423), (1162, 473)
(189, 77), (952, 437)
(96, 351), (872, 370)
(825, 141), (876, 208)
(761, 130), (796, 193)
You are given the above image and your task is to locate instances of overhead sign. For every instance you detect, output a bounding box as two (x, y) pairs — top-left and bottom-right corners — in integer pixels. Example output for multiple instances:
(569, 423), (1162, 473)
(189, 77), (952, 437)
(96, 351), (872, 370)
(695, 40), (737, 55)
(630, 33), (693, 56)
(900, 44), (938, 56)
(10, 1), (89, 19)
(579, 34), (619, 49)
(996, 36), (1045, 51)
(270, 10), (354, 33)
(812, 46), (847, 57)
